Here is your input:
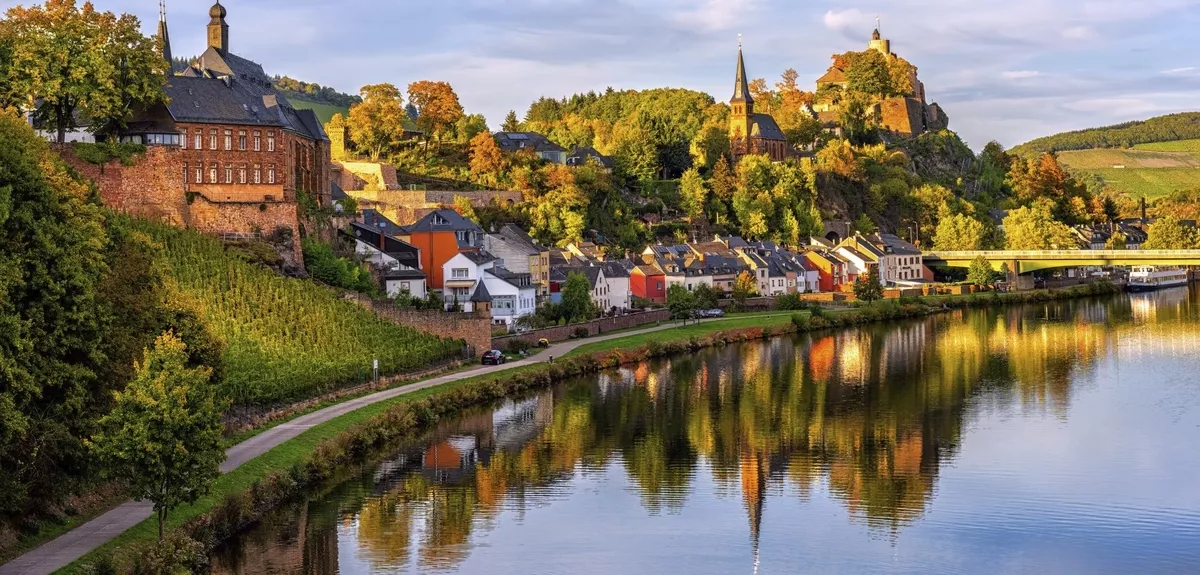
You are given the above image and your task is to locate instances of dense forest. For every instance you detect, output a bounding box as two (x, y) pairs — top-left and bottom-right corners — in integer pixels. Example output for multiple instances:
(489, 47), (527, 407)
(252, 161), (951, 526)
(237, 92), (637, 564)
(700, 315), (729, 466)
(1010, 112), (1200, 155)
(271, 75), (362, 108)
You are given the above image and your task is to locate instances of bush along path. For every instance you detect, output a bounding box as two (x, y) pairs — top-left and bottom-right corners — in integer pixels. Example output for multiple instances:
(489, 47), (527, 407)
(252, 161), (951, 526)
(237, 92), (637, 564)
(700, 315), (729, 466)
(6, 283), (1119, 574)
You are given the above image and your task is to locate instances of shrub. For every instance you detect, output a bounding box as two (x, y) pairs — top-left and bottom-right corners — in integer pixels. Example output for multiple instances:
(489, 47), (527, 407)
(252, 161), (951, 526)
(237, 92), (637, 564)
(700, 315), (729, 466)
(573, 327), (590, 339)
(791, 312), (810, 330)
(774, 293), (807, 311)
(506, 339), (532, 354)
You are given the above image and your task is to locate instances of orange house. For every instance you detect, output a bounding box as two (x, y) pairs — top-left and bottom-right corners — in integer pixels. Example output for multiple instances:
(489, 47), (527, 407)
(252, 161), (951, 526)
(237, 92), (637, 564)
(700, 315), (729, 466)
(387, 209), (484, 290)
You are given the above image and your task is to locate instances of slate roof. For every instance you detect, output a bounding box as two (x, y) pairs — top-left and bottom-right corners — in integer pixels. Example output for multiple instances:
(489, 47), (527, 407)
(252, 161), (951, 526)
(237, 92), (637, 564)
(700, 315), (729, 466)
(872, 233), (922, 256)
(493, 132), (566, 154)
(601, 261), (631, 278)
(407, 209), (483, 233)
(487, 266), (533, 289)
(494, 223), (545, 255)
(165, 47), (326, 142)
(470, 281), (492, 303)
(461, 250), (497, 266)
(732, 48), (753, 105)
(361, 209), (404, 232)
(750, 113), (786, 142)
(331, 180), (347, 201)
(345, 222), (421, 267)
(384, 268), (427, 280)
(560, 265), (603, 288)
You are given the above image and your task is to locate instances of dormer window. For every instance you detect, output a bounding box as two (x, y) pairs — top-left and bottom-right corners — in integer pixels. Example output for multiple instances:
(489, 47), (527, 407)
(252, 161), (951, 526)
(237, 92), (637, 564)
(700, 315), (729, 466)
(432, 214), (448, 226)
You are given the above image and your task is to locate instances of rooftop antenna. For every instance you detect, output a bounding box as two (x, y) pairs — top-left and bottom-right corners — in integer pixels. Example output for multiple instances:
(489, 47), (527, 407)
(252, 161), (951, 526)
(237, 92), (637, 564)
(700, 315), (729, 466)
(876, 14), (881, 31)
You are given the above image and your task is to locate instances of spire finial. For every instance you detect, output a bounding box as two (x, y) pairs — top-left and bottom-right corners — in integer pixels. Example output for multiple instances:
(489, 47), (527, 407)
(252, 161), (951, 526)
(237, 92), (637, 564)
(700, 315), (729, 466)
(159, 0), (165, 22)
(738, 33), (743, 49)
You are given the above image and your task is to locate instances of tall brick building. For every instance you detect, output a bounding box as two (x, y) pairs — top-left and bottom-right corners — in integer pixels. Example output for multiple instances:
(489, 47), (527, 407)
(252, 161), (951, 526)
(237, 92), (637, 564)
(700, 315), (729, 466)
(121, 1), (331, 208)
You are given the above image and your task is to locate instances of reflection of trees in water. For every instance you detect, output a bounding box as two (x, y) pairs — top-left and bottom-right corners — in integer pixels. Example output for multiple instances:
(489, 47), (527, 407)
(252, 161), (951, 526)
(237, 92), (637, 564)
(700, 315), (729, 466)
(220, 295), (1200, 574)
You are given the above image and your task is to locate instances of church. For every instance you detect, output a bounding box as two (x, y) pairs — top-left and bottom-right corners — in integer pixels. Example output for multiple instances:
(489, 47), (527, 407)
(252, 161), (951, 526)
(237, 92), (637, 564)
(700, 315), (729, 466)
(728, 43), (791, 162)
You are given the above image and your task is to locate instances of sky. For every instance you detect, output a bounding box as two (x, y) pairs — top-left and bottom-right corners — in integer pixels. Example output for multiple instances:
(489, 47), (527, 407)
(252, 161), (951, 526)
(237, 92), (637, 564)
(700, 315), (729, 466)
(7, 0), (1200, 150)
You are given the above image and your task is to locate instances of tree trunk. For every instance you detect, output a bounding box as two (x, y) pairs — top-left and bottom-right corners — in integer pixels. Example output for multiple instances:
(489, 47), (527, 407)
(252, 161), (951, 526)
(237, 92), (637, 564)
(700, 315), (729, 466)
(158, 508), (165, 541)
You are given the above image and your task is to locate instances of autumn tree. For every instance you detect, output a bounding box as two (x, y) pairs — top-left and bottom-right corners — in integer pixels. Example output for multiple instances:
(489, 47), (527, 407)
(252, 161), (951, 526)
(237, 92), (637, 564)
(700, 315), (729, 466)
(1143, 215), (1198, 250)
(527, 165), (588, 246)
(933, 212), (989, 251)
(468, 131), (505, 184)
(407, 80), (465, 147)
(842, 50), (892, 97)
(347, 83), (407, 161)
(1003, 200), (1078, 250)
(502, 110), (521, 132)
(732, 270), (758, 309)
(92, 332), (225, 540)
(679, 167), (708, 220)
(4, 0), (167, 142)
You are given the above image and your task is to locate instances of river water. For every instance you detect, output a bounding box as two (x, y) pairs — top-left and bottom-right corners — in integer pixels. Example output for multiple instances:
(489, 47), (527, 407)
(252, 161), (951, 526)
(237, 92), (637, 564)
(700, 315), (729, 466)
(213, 289), (1200, 574)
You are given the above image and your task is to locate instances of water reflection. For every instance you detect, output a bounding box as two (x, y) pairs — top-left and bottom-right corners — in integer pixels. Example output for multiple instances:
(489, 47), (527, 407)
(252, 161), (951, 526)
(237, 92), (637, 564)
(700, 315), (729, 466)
(213, 293), (1200, 574)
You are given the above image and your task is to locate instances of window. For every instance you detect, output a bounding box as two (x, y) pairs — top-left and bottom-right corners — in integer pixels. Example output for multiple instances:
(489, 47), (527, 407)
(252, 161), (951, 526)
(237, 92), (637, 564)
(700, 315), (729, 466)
(224, 164), (232, 184)
(208, 164), (217, 183)
(180, 130), (187, 150)
(238, 130), (246, 151)
(451, 268), (469, 279)
(400, 281), (410, 291)
(267, 132), (275, 152)
(267, 164), (276, 184)
(253, 131), (261, 151)
(253, 164), (261, 184)
(209, 129), (217, 150)
(656, 281), (664, 290)
(238, 165), (247, 184)
(223, 130), (232, 151)
(194, 164), (202, 184)
(194, 132), (202, 150)
(182, 163), (188, 186)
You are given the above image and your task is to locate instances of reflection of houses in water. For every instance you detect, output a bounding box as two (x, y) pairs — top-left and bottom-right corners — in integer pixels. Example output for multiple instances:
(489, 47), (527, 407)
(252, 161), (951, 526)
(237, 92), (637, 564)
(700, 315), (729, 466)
(878, 320), (928, 380)
(211, 499), (340, 575)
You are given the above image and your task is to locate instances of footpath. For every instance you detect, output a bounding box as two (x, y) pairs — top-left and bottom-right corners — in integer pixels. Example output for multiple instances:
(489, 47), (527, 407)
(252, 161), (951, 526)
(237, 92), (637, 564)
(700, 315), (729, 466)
(0, 315), (757, 575)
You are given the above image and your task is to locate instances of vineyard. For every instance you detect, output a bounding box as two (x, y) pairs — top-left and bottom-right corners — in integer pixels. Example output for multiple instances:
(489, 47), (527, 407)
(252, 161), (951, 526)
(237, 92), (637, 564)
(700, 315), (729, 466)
(139, 221), (463, 407)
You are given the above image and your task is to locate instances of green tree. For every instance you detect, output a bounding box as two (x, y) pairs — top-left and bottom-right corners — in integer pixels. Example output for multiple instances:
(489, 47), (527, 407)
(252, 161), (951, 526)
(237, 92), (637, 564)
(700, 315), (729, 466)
(453, 195), (479, 224)
(853, 266), (883, 305)
(4, 0), (167, 142)
(92, 332), (225, 540)
(453, 113), (488, 144)
(0, 111), (108, 518)
(560, 271), (597, 323)
(854, 213), (877, 234)
(679, 167), (708, 220)
(967, 256), (995, 288)
(347, 83), (407, 161)
(666, 284), (697, 321)
(1143, 215), (1198, 249)
(1003, 201), (1078, 250)
(692, 283), (720, 310)
(933, 212), (989, 251)
(1106, 231), (1127, 250)
(842, 50), (893, 96)
(502, 110), (521, 132)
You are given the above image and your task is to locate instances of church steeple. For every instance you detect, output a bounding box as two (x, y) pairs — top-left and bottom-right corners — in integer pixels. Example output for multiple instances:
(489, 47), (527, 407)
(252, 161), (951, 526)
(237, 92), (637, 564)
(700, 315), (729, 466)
(729, 35), (755, 143)
(157, 0), (172, 66)
(208, 0), (229, 53)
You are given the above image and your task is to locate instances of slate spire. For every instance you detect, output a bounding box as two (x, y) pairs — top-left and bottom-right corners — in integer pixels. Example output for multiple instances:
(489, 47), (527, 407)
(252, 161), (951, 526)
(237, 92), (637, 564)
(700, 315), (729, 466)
(731, 35), (753, 106)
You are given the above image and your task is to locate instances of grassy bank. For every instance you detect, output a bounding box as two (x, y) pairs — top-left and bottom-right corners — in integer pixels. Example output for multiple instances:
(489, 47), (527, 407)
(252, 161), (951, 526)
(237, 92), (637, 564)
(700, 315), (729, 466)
(60, 282), (1120, 573)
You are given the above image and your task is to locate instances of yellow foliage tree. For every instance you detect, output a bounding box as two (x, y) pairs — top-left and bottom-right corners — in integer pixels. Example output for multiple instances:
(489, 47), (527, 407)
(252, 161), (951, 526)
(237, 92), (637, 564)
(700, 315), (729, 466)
(347, 83), (407, 161)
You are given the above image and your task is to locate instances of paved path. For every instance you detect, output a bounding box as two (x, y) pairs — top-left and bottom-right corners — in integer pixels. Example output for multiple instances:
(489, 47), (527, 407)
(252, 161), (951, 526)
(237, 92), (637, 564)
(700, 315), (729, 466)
(0, 316), (754, 574)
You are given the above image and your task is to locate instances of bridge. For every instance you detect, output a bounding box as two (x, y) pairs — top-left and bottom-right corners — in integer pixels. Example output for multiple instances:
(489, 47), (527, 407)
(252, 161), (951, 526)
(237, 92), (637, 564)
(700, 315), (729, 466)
(922, 250), (1200, 274)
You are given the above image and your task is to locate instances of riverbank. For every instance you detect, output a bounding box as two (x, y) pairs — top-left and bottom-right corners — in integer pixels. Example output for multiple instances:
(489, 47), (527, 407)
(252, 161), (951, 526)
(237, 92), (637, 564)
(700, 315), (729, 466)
(21, 282), (1118, 574)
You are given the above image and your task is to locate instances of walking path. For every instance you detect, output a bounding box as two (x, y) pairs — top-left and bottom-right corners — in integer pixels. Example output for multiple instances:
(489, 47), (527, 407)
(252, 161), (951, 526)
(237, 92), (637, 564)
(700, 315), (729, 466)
(0, 315), (765, 574)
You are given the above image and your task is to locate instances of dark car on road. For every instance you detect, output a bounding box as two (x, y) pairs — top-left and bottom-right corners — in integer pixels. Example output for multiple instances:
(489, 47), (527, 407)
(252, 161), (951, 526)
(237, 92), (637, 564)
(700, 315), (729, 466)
(695, 308), (725, 318)
(481, 350), (506, 365)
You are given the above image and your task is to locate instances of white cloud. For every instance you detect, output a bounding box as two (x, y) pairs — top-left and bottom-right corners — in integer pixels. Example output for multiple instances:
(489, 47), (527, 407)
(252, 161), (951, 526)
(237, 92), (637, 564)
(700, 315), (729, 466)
(671, 0), (759, 32)
(1001, 70), (1041, 80)
(823, 9), (871, 32)
(1061, 26), (1097, 41)
(1162, 67), (1197, 75)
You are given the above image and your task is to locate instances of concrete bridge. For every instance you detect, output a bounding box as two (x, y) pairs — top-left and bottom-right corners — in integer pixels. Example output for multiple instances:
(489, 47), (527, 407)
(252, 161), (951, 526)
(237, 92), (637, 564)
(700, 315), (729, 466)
(923, 250), (1200, 274)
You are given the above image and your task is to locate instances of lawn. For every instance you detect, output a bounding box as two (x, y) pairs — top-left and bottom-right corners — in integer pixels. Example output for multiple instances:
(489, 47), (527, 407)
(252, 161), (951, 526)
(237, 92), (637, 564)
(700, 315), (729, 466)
(566, 311), (806, 357)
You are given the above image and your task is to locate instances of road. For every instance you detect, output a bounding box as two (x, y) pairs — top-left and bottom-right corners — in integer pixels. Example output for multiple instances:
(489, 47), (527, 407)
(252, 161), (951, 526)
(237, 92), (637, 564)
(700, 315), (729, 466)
(0, 315), (748, 574)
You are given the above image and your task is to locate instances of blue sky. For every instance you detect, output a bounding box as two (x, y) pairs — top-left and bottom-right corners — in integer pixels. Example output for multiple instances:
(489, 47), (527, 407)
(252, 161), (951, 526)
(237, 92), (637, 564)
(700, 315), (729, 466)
(7, 0), (1200, 150)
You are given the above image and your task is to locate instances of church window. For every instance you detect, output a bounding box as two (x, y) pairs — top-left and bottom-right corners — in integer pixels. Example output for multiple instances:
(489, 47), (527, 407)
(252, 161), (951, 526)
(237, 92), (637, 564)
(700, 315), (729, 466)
(209, 130), (217, 150)
(224, 130), (232, 151)
(267, 132), (276, 152)
(239, 165), (247, 184)
(238, 130), (246, 151)
(225, 164), (232, 184)
(209, 164), (217, 183)
(253, 163), (261, 184)
(253, 131), (261, 151)
(267, 164), (276, 184)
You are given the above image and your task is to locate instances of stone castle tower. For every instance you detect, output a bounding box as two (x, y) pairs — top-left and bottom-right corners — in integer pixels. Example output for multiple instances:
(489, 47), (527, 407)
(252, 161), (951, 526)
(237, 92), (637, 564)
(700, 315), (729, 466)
(729, 42), (754, 142)
(868, 28), (891, 55)
(207, 0), (229, 52)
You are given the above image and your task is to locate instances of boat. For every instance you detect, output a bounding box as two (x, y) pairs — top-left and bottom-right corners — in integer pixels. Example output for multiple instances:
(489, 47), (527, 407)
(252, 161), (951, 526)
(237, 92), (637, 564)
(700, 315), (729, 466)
(1126, 266), (1189, 292)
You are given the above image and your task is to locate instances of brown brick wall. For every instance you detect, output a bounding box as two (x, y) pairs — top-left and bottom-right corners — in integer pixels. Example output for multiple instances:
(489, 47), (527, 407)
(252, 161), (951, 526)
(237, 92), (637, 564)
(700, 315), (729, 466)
(344, 294), (493, 356)
(492, 310), (671, 349)
(179, 122), (293, 199)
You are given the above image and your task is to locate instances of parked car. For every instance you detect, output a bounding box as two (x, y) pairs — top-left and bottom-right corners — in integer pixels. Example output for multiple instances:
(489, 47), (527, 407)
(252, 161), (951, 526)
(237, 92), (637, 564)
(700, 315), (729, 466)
(481, 350), (506, 365)
(695, 308), (725, 318)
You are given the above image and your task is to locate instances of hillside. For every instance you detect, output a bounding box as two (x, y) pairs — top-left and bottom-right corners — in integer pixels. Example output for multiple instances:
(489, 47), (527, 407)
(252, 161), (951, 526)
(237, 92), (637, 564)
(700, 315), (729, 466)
(1053, 139), (1200, 201)
(139, 221), (463, 407)
(288, 97), (349, 125)
(1011, 112), (1200, 156)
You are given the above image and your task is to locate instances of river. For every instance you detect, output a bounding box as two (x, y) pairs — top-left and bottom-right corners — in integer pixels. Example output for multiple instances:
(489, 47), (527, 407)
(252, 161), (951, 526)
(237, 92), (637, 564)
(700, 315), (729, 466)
(212, 289), (1200, 574)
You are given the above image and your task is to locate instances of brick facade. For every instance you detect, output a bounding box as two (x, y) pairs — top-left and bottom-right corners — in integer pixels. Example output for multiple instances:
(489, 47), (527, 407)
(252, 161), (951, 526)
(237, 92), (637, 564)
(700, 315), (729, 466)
(177, 122), (331, 205)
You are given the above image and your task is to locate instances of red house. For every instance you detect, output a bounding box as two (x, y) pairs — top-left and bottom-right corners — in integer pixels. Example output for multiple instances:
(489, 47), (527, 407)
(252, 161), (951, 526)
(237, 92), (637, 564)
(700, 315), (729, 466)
(804, 250), (848, 293)
(631, 263), (667, 303)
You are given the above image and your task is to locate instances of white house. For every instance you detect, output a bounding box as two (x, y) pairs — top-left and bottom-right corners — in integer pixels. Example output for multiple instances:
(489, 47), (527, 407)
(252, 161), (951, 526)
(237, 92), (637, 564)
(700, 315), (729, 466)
(870, 233), (924, 284)
(442, 251), (498, 311)
(345, 221), (427, 298)
(601, 261), (633, 312)
(482, 267), (538, 330)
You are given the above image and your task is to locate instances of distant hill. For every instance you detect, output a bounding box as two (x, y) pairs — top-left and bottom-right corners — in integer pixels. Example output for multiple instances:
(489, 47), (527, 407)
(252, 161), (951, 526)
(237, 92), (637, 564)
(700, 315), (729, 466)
(1010, 112), (1200, 156)
(287, 97), (349, 125)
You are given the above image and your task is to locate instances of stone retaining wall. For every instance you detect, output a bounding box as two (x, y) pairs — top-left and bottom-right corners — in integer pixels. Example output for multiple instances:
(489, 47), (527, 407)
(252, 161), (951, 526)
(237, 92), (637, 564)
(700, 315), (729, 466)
(344, 294), (493, 355)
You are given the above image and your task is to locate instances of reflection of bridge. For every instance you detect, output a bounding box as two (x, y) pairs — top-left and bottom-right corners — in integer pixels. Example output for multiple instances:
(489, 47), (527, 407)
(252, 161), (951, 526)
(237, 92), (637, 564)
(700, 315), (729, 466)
(923, 250), (1200, 274)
